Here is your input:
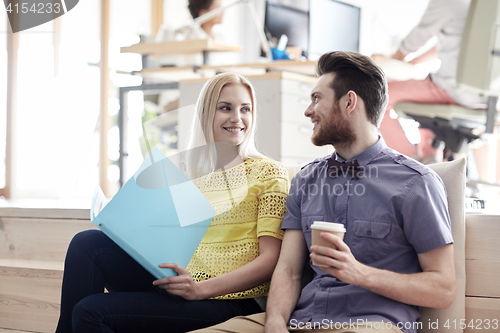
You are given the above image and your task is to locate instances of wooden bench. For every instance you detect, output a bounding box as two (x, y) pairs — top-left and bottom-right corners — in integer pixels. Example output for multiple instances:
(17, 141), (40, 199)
(464, 214), (500, 332)
(0, 209), (498, 332)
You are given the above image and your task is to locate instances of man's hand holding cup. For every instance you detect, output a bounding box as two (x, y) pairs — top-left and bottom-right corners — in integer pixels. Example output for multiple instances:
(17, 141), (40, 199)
(310, 221), (346, 267)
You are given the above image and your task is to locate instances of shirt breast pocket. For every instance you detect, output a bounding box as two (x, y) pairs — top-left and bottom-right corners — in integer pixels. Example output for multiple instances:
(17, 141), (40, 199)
(351, 219), (392, 265)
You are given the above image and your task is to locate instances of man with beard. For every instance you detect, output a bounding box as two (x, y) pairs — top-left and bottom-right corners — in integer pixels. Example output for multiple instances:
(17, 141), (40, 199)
(190, 51), (456, 333)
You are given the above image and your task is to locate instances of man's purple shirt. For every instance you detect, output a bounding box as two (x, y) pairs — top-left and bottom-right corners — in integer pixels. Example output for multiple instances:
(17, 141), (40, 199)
(281, 138), (453, 333)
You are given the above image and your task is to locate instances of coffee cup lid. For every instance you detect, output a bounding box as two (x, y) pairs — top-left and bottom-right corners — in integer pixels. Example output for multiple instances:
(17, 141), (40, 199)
(311, 221), (346, 232)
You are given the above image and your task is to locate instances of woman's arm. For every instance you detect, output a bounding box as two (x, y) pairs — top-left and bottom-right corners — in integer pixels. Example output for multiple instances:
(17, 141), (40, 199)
(153, 235), (282, 300)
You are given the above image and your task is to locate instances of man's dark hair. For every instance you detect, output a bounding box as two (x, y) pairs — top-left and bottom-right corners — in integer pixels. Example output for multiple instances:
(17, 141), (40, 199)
(316, 51), (389, 127)
(188, 0), (213, 19)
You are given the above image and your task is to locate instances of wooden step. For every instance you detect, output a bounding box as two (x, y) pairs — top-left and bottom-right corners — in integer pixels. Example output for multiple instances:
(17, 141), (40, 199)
(0, 260), (63, 333)
(0, 207), (94, 333)
(0, 206), (90, 219)
(0, 216), (95, 261)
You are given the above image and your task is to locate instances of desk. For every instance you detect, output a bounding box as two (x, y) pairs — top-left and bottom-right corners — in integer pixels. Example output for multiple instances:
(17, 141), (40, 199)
(121, 39), (241, 67)
(125, 58), (429, 83)
(135, 59), (318, 80)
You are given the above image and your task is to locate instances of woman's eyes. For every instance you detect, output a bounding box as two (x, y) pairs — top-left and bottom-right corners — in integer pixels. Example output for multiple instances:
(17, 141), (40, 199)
(219, 106), (251, 112)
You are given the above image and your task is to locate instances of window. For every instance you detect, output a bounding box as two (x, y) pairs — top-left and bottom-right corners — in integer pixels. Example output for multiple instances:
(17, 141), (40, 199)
(14, 0), (101, 199)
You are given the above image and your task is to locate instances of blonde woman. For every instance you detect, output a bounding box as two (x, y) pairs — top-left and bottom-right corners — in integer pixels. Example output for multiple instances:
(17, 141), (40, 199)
(56, 72), (289, 333)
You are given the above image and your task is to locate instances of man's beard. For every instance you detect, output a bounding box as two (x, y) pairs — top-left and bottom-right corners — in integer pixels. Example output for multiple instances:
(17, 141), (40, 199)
(311, 104), (356, 147)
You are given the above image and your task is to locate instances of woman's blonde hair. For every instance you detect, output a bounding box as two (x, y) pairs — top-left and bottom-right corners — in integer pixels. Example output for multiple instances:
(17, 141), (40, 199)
(186, 72), (265, 179)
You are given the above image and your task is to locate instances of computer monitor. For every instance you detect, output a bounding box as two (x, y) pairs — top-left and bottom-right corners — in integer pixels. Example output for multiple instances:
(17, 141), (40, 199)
(309, 0), (361, 60)
(263, 2), (309, 57)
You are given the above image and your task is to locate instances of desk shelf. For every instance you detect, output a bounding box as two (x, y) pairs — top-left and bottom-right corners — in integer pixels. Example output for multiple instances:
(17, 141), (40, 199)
(120, 39), (241, 57)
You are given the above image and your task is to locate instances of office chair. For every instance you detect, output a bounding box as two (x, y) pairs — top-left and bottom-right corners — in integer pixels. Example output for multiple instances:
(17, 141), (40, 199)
(395, 0), (500, 155)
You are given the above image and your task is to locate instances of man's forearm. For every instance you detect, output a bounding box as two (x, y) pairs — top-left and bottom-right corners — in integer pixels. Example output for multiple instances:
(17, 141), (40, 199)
(311, 235), (456, 309)
(360, 244), (456, 309)
(361, 264), (456, 308)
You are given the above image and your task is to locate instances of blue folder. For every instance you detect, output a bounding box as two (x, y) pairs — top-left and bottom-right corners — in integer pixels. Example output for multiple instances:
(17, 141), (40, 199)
(90, 148), (215, 279)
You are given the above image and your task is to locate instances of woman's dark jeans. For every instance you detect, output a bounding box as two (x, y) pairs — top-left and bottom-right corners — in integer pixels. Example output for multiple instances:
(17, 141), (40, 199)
(55, 229), (261, 333)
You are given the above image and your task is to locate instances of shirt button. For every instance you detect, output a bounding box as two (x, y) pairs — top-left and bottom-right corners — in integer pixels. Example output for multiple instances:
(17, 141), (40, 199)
(305, 225), (309, 230)
(337, 217), (343, 222)
(367, 229), (372, 236)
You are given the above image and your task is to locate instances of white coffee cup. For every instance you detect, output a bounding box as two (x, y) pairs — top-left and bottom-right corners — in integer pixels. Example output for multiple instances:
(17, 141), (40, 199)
(311, 221), (346, 267)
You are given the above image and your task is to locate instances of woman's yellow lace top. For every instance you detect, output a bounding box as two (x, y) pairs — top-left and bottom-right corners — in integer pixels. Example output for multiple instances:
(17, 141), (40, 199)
(187, 158), (289, 300)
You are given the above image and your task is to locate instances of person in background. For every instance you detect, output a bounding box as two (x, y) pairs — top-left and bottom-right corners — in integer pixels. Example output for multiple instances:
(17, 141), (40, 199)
(189, 51), (455, 333)
(156, 0), (224, 41)
(187, 0), (224, 40)
(378, 0), (487, 163)
(55, 72), (289, 333)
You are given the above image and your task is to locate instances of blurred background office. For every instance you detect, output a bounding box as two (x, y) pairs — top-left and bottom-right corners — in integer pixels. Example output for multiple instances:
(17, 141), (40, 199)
(1, 0), (498, 212)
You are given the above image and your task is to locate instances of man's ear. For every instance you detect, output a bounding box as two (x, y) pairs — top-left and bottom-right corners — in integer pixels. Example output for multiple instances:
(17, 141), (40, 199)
(344, 91), (358, 115)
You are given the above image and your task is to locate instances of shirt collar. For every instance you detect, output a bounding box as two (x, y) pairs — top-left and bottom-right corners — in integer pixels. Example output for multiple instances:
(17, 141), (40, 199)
(331, 136), (387, 167)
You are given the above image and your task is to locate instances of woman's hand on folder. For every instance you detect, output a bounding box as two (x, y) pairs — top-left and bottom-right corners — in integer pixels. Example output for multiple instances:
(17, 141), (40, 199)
(153, 263), (208, 301)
